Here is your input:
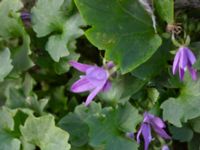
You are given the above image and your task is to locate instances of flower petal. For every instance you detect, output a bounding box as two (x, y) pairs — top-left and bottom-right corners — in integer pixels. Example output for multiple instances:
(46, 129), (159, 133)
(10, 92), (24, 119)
(185, 47), (196, 65)
(143, 112), (151, 123)
(69, 61), (93, 72)
(102, 81), (112, 92)
(71, 76), (95, 93)
(136, 124), (143, 143)
(152, 125), (171, 139)
(84, 86), (103, 106)
(142, 124), (152, 150)
(179, 47), (188, 69)
(188, 66), (197, 80)
(172, 50), (181, 74)
(151, 116), (165, 128)
(179, 68), (185, 81)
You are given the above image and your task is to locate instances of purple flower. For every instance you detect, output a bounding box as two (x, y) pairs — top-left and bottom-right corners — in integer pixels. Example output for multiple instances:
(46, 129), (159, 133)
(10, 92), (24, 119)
(20, 12), (31, 27)
(137, 112), (171, 150)
(69, 61), (112, 106)
(172, 46), (197, 80)
(162, 145), (170, 150)
(20, 12), (31, 20)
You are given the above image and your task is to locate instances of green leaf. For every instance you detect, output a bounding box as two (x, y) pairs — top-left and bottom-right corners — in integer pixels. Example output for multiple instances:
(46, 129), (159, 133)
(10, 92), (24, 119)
(117, 103), (142, 132)
(0, 0), (34, 71)
(169, 125), (193, 142)
(20, 137), (35, 150)
(74, 0), (162, 73)
(75, 102), (102, 120)
(26, 95), (49, 115)
(0, 48), (13, 81)
(53, 52), (80, 74)
(70, 102), (141, 149)
(0, 107), (34, 150)
(12, 32), (34, 72)
(0, 107), (21, 150)
(6, 86), (27, 108)
(191, 42), (200, 70)
(22, 74), (36, 97)
(147, 88), (159, 104)
(59, 113), (89, 147)
(161, 74), (200, 127)
(99, 74), (145, 104)
(0, 107), (15, 130)
(85, 103), (140, 150)
(0, 0), (23, 38)
(20, 115), (71, 150)
(188, 133), (200, 150)
(46, 14), (84, 62)
(0, 130), (21, 150)
(46, 34), (69, 62)
(5, 78), (48, 115)
(31, 0), (65, 37)
(32, 0), (84, 62)
(190, 117), (200, 133)
(132, 39), (171, 80)
(154, 0), (174, 24)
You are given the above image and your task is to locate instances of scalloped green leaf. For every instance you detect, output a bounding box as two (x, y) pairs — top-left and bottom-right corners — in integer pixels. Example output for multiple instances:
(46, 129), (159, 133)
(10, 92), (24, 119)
(0, 107), (21, 150)
(0, 0), (34, 72)
(59, 113), (89, 147)
(132, 39), (171, 80)
(0, 0), (23, 38)
(169, 125), (193, 142)
(31, 0), (65, 37)
(53, 52), (80, 74)
(0, 131), (21, 150)
(0, 48), (13, 81)
(85, 103), (141, 150)
(161, 74), (200, 127)
(190, 117), (200, 133)
(31, 0), (84, 62)
(74, 0), (162, 73)
(46, 14), (84, 62)
(20, 115), (71, 150)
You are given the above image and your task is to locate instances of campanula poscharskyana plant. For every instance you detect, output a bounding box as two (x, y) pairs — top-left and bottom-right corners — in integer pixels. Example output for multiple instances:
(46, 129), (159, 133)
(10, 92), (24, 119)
(172, 46), (197, 80)
(69, 61), (114, 106)
(137, 112), (171, 150)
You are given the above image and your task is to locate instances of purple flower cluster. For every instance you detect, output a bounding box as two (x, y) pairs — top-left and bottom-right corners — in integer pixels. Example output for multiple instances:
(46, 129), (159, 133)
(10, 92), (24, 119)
(172, 46), (197, 80)
(137, 112), (171, 150)
(69, 61), (113, 106)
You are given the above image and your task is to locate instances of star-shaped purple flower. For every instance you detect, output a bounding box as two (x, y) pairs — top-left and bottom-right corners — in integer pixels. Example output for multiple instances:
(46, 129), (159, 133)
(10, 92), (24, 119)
(69, 61), (113, 106)
(137, 112), (171, 150)
(172, 46), (197, 80)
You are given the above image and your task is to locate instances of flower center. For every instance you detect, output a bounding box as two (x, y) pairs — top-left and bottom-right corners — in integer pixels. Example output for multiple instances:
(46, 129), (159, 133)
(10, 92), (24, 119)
(87, 67), (107, 81)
